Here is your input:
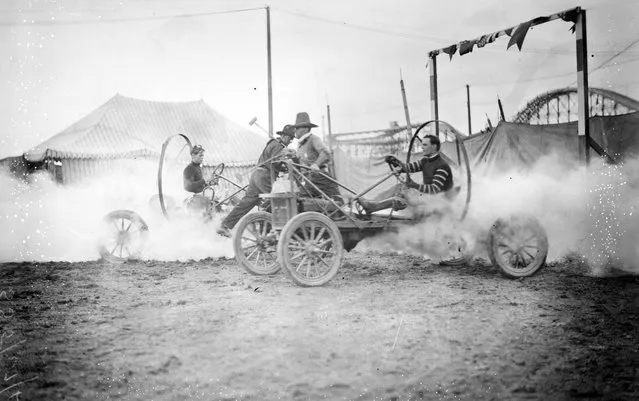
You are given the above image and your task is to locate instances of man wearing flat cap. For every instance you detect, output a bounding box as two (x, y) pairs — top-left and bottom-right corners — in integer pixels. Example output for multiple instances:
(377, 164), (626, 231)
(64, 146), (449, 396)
(289, 112), (341, 200)
(217, 125), (295, 237)
(183, 144), (211, 193)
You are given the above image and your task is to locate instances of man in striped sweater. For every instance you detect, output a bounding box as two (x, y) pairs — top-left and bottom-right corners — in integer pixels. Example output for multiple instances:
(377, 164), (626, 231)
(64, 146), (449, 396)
(403, 134), (453, 194)
(359, 134), (453, 214)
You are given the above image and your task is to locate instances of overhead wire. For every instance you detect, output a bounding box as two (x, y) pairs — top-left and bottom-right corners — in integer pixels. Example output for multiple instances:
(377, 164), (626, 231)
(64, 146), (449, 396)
(0, 6), (265, 26)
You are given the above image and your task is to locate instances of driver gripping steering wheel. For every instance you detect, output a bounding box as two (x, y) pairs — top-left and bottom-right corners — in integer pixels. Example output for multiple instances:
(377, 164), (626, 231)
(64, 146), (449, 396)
(358, 134), (454, 214)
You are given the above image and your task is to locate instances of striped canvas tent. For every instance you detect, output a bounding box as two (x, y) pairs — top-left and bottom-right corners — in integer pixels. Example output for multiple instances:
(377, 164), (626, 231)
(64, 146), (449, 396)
(21, 94), (267, 185)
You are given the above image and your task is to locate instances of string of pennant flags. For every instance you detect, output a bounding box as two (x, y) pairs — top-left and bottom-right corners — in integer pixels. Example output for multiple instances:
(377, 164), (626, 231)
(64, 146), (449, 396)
(429, 7), (580, 59)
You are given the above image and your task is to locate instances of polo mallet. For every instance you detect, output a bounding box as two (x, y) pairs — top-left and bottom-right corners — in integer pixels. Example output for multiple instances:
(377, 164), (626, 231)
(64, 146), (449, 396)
(248, 117), (271, 137)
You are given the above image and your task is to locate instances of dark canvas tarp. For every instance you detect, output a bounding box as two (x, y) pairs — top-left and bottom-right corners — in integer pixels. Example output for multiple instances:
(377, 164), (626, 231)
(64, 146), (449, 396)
(333, 112), (639, 197)
(459, 111), (639, 175)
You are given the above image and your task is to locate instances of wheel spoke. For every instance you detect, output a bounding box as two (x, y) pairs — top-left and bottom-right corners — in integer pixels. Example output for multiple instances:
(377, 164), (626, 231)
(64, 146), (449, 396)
(500, 249), (513, 258)
(288, 244), (306, 251)
(305, 258), (312, 277)
(301, 227), (309, 242)
(263, 252), (270, 270)
(318, 256), (331, 269)
(295, 256), (309, 273)
(110, 243), (118, 255)
(292, 233), (305, 245)
(309, 223), (315, 241)
(317, 238), (333, 248)
(521, 233), (537, 243)
(125, 221), (133, 232)
(260, 222), (269, 237)
(241, 236), (258, 243)
(111, 221), (121, 232)
(522, 249), (536, 261)
(315, 249), (336, 256)
(248, 222), (259, 238)
(315, 226), (327, 242)
(245, 247), (259, 261)
(290, 251), (305, 261)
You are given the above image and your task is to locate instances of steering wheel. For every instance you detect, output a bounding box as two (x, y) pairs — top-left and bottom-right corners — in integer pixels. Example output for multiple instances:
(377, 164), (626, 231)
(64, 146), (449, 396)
(211, 162), (225, 178)
(384, 154), (408, 185)
(207, 162), (225, 185)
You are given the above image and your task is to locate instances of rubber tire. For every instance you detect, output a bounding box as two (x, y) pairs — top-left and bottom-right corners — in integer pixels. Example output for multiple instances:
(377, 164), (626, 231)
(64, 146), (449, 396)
(98, 210), (149, 264)
(487, 215), (548, 278)
(277, 212), (344, 287)
(233, 211), (280, 275)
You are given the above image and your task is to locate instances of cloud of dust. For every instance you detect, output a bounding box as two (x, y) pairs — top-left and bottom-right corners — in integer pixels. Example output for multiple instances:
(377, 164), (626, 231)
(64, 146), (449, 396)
(357, 152), (639, 275)
(0, 162), (233, 263)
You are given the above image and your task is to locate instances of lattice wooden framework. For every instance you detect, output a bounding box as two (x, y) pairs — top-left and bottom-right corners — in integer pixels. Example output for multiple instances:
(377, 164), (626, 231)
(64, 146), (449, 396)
(513, 87), (639, 124)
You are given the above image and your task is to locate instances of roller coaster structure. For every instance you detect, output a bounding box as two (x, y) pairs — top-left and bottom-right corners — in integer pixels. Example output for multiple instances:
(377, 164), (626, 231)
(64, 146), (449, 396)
(512, 87), (639, 124)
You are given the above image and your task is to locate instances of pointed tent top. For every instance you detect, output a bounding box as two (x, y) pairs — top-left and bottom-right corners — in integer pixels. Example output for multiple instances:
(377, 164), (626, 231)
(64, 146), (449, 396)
(24, 94), (267, 164)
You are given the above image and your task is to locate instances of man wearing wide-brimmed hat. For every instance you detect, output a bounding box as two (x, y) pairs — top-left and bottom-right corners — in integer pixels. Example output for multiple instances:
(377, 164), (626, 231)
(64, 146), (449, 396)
(217, 124), (296, 237)
(289, 112), (341, 200)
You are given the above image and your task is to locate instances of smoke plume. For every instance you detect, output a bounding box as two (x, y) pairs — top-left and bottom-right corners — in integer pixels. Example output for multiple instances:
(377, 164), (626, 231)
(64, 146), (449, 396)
(0, 162), (233, 263)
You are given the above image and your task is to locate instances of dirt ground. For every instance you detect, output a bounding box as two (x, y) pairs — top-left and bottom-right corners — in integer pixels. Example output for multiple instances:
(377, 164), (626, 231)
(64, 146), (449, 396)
(1, 252), (638, 401)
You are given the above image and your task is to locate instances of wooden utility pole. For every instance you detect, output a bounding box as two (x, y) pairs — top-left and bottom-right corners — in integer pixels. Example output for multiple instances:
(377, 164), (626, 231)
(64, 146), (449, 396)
(429, 54), (439, 138)
(326, 104), (336, 177)
(466, 84), (472, 135)
(575, 7), (590, 164)
(266, 6), (273, 138)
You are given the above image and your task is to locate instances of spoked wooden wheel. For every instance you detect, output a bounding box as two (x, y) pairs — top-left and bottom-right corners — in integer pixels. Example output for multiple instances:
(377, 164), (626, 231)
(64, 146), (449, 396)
(277, 212), (344, 287)
(98, 210), (149, 263)
(487, 215), (549, 278)
(233, 212), (280, 275)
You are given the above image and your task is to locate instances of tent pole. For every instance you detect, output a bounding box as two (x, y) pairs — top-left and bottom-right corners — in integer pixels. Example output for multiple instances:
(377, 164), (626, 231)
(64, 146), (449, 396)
(400, 71), (413, 141)
(429, 53), (439, 138)
(575, 7), (590, 164)
(498, 96), (506, 121)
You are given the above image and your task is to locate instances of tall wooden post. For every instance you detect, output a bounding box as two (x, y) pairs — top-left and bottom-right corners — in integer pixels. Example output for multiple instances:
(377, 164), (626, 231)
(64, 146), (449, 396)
(466, 84), (472, 134)
(400, 74), (413, 140)
(326, 104), (336, 177)
(575, 7), (590, 164)
(429, 53), (439, 138)
(266, 6), (274, 138)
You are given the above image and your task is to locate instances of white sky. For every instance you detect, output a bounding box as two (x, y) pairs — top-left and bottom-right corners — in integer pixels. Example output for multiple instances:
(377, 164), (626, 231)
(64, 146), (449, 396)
(1, 0), (638, 158)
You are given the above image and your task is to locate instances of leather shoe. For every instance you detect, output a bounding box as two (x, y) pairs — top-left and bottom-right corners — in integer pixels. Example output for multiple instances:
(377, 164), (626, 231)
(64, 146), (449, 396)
(216, 225), (232, 238)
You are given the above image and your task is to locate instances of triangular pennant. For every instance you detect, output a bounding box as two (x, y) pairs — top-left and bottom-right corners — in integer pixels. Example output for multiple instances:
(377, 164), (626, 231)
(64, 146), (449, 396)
(442, 44), (457, 60)
(459, 40), (475, 55)
(507, 21), (532, 50)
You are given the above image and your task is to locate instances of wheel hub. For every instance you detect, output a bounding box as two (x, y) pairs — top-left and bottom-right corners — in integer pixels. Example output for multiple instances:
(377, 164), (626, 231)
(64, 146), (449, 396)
(116, 231), (130, 243)
(304, 241), (320, 257)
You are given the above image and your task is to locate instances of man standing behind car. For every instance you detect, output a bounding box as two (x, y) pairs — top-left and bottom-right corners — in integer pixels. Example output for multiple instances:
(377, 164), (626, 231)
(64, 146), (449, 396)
(217, 125), (296, 237)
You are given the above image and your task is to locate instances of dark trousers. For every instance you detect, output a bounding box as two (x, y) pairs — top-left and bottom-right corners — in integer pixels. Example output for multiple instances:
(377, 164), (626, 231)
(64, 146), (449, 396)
(298, 170), (341, 201)
(223, 169), (272, 229)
